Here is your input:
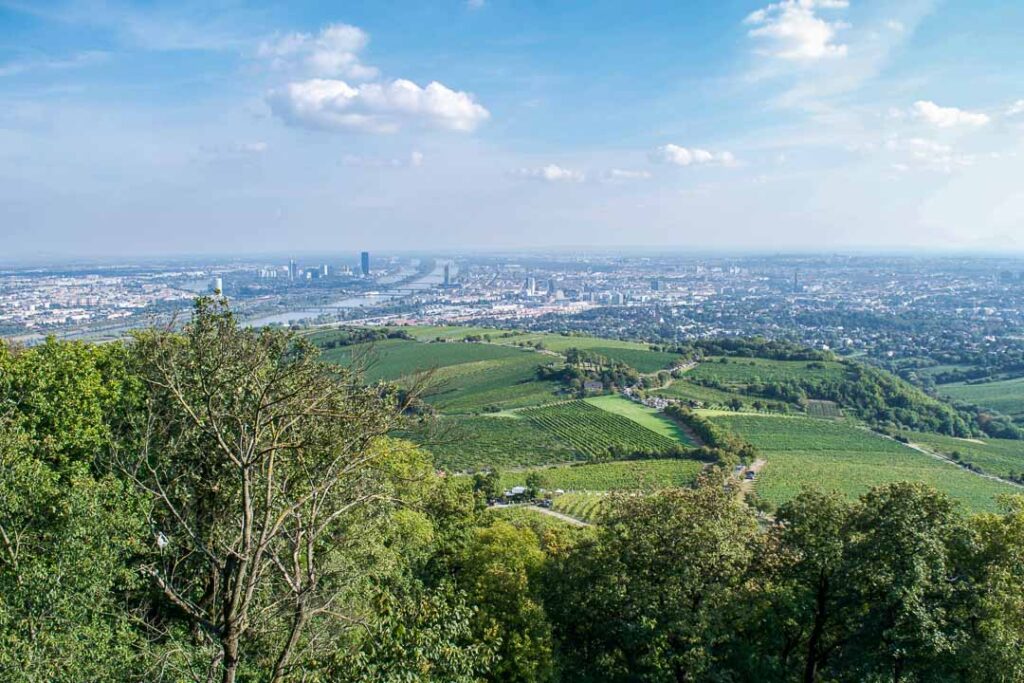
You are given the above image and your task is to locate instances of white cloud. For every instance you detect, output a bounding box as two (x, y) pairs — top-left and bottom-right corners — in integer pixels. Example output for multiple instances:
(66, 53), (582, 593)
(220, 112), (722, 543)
(466, 0), (486, 8)
(604, 169), (652, 181)
(259, 23), (378, 80)
(235, 141), (268, 154)
(268, 78), (490, 134)
(340, 150), (424, 167)
(514, 165), (585, 182)
(745, 0), (850, 60)
(651, 144), (736, 167)
(885, 135), (975, 173)
(912, 100), (990, 128)
(1007, 100), (1024, 117)
(885, 19), (905, 32)
(0, 50), (110, 77)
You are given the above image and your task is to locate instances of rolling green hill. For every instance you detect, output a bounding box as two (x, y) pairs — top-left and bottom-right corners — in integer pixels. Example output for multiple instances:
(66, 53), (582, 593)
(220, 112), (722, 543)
(314, 325), (1022, 513)
(708, 413), (1019, 512)
(941, 376), (1024, 419)
(902, 431), (1024, 481)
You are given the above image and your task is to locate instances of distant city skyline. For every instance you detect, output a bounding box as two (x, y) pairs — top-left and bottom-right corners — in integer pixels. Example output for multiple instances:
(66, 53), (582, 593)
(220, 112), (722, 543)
(1, 0), (1023, 258)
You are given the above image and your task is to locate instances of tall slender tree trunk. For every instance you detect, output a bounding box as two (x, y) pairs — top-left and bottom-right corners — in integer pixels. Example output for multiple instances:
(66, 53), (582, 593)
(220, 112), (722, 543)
(222, 633), (240, 683)
(803, 572), (829, 683)
(271, 606), (309, 682)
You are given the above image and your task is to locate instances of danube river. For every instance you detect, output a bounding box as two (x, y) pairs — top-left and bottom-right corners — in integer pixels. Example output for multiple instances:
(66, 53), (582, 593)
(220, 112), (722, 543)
(243, 263), (446, 327)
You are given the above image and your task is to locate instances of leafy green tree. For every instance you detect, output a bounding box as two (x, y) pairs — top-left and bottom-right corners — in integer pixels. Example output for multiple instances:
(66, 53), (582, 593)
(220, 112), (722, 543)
(0, 414), (149, 681)
(458, 520), (555, 682)
(120, 299), (427, 683)
(545, 475), (757, 681)
(525, 471), (544, 499)
(838, 482), (970, 682)
(473, 468), (502, 502)
(960, 496), (1024, 682)
(742, 489), (853, 682)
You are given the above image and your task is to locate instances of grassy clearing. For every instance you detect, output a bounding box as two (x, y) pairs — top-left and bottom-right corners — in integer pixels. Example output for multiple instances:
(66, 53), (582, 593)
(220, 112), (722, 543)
(902, 431), (1024, 480)
(708, 413), (1018, 513)
(501, 458), (704, 492)
(423, 415), (579, 471)
(688, 357), (846, 387)
(519, 401), (680, 457)
(584, 395), (696, 445)
(941, 377), (1024, 419)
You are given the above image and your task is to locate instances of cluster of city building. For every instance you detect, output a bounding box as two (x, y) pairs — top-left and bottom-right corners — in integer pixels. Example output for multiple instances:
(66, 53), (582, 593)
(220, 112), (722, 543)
(6, 253), (1024, 372)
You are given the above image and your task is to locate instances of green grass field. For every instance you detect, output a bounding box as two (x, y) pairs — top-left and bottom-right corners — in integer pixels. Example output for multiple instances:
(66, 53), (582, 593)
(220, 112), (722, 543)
(323, 339), (560, 412)
(551, 492), (607, 523)
(519, 400), (681, 457)
(423, 414), (580, 471)
(501, 458), (704, 492)
(501, 333), (651, 353)
(322, 338), (528, 381)
(688, 357), (846, 387)
(940, 376), (1024, 419)
(584, 395), (696, 445)
(424, 355), (561, 412)
(902, 431), (1024, 480)
(709, 413), (1018, 512)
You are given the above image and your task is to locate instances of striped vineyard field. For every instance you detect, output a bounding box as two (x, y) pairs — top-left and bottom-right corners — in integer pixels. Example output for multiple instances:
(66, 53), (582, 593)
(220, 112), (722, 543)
(519, 400), (679, 457)
(551, 492), (608, 523)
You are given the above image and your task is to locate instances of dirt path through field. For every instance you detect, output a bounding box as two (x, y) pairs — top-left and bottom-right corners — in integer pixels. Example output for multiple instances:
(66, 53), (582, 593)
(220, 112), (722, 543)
(900, 438), (1024, 489)
(740, 459), (767, 494)
(527, 505), (592, 527)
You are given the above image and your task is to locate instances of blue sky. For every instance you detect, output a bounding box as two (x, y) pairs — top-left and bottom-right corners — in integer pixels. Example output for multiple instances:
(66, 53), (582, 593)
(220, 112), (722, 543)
(1, 0), (1023, 258)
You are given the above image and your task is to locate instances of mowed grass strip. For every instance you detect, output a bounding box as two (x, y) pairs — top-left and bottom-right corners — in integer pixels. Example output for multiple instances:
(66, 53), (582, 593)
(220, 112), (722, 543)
(941, 376), (1024, 419)
(519, 400), (679, 457)
(902, 431), (1024, 480)
(424, 415), (579, 471)
(501, 458), (704, 492)
(584, 395), (695, 445)
(709, 413), (1019, 513)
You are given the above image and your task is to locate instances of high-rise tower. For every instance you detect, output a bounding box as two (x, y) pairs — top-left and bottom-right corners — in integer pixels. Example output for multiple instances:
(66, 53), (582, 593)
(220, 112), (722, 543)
(360, 251), (370, 277)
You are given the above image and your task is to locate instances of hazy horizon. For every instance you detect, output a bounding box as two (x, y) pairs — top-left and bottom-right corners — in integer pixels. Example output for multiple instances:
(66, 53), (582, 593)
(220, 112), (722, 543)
(2, 0), (1023, 258)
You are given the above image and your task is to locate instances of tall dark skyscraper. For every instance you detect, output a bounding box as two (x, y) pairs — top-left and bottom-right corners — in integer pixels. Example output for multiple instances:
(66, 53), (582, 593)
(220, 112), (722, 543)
(360, 251), (370, 277)
(288, 259), (297, 281)
(443, 263), (451, 286)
